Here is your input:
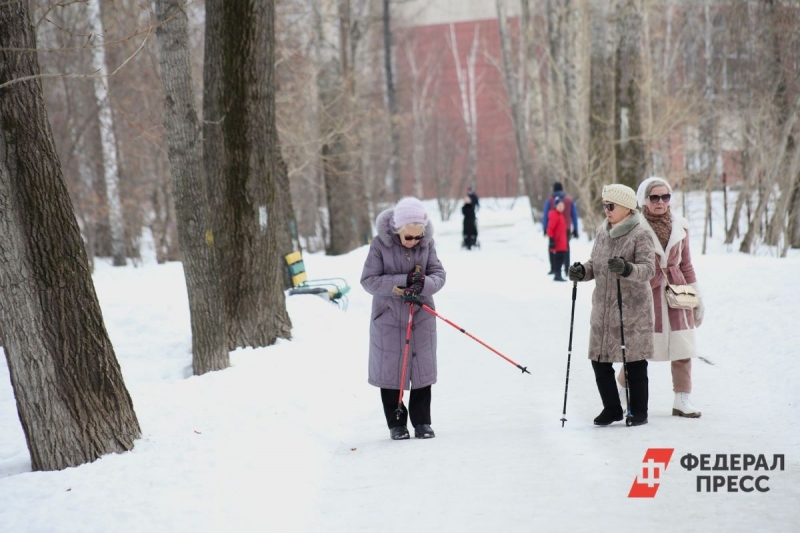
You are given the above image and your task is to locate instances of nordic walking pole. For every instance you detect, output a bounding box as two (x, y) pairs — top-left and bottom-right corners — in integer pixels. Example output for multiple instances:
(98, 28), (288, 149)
(396, 303), (416, 420)
(416, 300), (529, 374)
(615, 273), (633, 426)
(560, 280), (578, 427)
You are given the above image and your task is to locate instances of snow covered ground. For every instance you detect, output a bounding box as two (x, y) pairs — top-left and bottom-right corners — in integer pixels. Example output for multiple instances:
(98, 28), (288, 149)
(1, 194), (798, 532)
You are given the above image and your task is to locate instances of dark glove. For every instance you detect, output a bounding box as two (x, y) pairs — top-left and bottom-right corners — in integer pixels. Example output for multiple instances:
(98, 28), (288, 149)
(572, 229), (578, 239)
(608, 256), (633, 277)
(401, 287), (421, 304)
(543, 229), (548, 237)
(407, 267), (425, 288)
(548, 238), (555, 250)
(568, 262), (585, 282)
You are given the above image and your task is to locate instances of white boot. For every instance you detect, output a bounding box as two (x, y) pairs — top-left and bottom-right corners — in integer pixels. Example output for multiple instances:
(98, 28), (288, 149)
(673, 392), (702, 418)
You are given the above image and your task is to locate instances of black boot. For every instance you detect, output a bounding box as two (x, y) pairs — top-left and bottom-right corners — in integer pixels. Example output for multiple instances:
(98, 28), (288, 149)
(591, 361), (624, 425)
(626, 360), (649, 426)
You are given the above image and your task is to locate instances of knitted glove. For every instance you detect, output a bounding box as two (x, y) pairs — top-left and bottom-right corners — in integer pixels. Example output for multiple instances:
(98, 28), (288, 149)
(407, 267), (425, 289)
(568, 262), (585, 282)
(608, 257), (633, 277)
(694, 299), (704, 327)
(402, 287), (421, 304)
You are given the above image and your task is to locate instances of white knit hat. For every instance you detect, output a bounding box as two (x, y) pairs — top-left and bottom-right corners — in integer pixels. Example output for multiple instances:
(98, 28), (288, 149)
(393, 197), (429, 228)
(602, 184), (637, 211)
(636, 176), (672, 207)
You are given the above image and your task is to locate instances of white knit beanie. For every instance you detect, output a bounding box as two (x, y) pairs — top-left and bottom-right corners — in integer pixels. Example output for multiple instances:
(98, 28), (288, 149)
(602, 184), (637, 211)
(636, 176), (672, 207)
(393, 197), (429, 229)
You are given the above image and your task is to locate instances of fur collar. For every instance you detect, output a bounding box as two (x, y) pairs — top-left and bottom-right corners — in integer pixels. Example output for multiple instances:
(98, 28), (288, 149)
(375, 208), (435, 247)
(605, 210), (642, 238)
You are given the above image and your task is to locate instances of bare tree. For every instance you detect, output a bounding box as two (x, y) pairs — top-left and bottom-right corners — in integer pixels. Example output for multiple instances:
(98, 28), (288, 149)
(614, 0), (646, 189)
(447, 22), (482, 190)
(383, 0), (402, 200)
(496, 0), (536, 218)
(203, 0), (293, 348)
(404, 39), (439, 199)
(86, 0), (127, 266)
(0, 1), (140, 471)
(154, 0), (230, 374)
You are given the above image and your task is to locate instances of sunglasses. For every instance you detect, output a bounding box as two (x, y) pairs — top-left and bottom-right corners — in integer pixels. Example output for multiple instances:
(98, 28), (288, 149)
(403, 234), (424, 242)
(602, 203), (616, 212)
(648, 193), (672, 203)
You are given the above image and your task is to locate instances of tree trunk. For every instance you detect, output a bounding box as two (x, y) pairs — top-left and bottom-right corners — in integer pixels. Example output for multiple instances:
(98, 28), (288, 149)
(614, 0), (646, 189)
(588, 0), (617, 228)
(203, 0), (292, 348)
(497, 0), (535, 218)
(0, 2), (140, 471)
(383, 0), (402, 201)
(86, 0), (127, 266)
(154, 0), (230, 375)
(520, 0), (548, 196)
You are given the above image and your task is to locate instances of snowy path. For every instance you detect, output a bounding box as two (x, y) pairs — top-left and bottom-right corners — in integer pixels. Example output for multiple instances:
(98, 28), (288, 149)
(304, 206), (800, 533)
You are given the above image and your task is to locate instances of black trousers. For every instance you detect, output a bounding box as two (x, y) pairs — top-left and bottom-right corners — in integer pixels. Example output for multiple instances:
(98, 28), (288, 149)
(592, 359), (648, 417)
(381, 386), (432, 428)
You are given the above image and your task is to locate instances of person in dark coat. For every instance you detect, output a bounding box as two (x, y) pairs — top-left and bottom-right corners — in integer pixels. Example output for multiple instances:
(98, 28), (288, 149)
(462, 195), (478, 250)
(360, 197), (447, 440)
(467, 186), (480, 210)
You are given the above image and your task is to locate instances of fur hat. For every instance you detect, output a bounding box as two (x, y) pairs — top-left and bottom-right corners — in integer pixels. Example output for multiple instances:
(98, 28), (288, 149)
(637, 176), (672, 207)
(393, 197), (429, 229)
(602, 184), (637, 211)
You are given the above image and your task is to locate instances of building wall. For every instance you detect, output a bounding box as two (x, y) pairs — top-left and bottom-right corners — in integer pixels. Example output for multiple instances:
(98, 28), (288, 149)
(395, 4), (521, 199)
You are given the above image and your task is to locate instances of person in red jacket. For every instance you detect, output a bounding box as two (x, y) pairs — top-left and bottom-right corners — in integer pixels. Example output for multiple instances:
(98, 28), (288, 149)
(546, 198), (569, 282)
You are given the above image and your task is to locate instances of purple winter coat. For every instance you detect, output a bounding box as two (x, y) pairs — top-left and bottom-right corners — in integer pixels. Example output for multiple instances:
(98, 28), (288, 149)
(360, 208), (447, 390)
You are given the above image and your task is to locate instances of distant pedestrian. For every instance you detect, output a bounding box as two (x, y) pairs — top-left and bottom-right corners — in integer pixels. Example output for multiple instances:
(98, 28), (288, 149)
(542, 182), (579, 277)
(546, 198), (568, 281)
(467, 186), (480, 211)
(462, 195), (478, 250)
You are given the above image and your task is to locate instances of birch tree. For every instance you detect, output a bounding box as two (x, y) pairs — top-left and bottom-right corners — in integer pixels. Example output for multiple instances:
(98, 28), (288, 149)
(86, 0), (127, 266)
(447, 23), (481, 190)
(0, 0), (140, 471)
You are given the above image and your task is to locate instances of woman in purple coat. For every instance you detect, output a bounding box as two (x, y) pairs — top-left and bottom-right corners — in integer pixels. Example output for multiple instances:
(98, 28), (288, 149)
(361, 197), (447, 440)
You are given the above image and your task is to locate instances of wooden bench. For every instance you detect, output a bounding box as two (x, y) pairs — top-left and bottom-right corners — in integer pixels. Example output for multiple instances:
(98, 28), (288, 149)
(284, 251), (350, 310)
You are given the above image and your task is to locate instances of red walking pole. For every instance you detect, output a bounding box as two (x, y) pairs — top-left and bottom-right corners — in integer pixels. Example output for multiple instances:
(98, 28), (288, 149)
(418, 303), (530, 375)
(395, 304), (416, 419)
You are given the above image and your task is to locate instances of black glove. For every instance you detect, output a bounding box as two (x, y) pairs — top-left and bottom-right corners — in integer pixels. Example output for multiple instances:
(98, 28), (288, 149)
(543, 229), (548, 237)
(572, 229), (578, 239)
(548, 238), (555, 250)
(608, 256), (633, 277)
(568, 262), (585, 282)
